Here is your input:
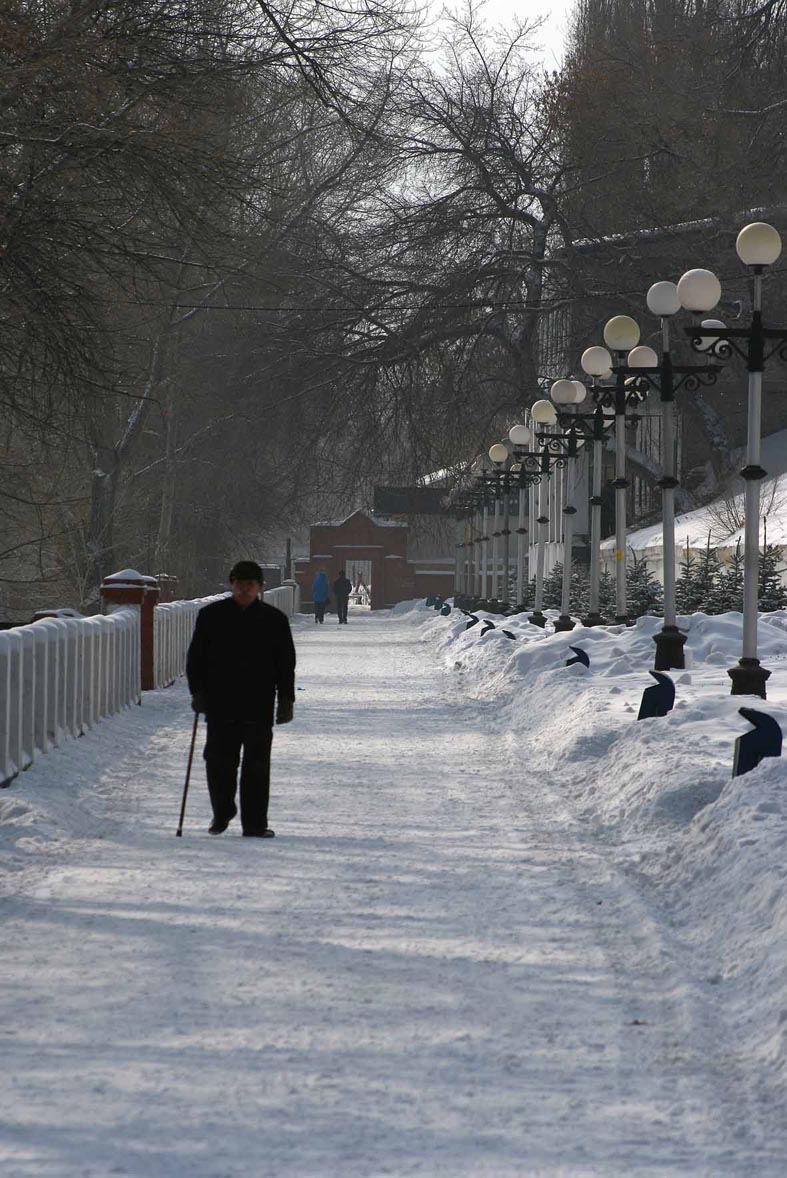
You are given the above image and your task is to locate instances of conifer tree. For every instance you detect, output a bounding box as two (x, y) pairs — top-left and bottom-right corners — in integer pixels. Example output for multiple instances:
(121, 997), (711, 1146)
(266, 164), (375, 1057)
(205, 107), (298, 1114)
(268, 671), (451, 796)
(598, 569), (616, 619)
(694, 533), (723, 613)
(542, 562), (564, 609)
(708, 540), (744, 613)
(626, 550), (663, 619)
(570, 561), (591, 616)
(759, 539), (787, 612)
(676, 538), (702, 614)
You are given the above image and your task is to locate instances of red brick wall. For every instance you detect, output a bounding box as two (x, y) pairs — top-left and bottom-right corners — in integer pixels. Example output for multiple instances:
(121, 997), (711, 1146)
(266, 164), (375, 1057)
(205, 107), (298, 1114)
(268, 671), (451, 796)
(296, 512), (454, 609)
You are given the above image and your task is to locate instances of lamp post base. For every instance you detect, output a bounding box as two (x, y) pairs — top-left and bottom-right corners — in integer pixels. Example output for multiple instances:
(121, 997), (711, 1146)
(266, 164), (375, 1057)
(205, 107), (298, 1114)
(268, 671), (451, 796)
(728, 657), (771, 699)
(553, 614), (575, 632)
(653, 626), (687, 671)
(582, 612), (606, 628)
(529, 610), (547, 628)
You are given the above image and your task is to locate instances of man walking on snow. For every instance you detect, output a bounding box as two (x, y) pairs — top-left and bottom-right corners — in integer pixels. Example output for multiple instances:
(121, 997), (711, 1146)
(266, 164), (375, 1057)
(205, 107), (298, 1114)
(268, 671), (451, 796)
(186, 560), (296, 838)
(333, 569), (353, 624)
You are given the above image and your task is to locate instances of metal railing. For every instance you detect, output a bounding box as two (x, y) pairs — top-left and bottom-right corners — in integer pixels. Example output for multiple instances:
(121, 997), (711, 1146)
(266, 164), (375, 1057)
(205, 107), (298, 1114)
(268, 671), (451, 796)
(0, 580), (303, 785)
(0, 608), (140, 786)
(152, 582), (300, 689)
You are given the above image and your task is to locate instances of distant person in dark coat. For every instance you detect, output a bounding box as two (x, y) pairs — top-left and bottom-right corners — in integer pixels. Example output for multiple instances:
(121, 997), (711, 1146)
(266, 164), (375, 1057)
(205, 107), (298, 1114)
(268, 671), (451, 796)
(311, 570), (330, 624)
(186, 560), (296, 838)
(333, 570), (353, 624)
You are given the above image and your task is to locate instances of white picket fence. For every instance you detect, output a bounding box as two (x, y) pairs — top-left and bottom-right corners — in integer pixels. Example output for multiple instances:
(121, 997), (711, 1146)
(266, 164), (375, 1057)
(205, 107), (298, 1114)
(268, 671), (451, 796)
(153, 582), (301, 688)
(1, 580), (302, 786)
(153, 595), (225, 690)
(0, 608), (141, 786)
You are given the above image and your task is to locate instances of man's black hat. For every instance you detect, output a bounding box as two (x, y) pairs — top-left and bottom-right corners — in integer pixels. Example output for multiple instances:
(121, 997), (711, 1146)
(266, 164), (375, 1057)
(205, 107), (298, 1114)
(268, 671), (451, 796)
(229, 560), (264, 583)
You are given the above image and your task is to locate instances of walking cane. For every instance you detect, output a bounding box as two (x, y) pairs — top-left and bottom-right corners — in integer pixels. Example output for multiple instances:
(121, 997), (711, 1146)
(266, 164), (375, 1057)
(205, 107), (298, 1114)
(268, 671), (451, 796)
(175, 712), (200, 837)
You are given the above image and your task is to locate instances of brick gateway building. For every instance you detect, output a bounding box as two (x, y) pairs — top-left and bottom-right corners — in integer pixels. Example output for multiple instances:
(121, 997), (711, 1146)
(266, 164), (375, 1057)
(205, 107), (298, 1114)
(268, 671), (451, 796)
(294, 511), (455, 611)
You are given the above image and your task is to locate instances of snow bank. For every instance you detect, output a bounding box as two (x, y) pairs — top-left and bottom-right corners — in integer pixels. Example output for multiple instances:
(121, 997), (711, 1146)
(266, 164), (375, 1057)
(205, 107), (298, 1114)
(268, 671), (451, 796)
(421, 604), (787, 1100)
(606, 425), (787, 555)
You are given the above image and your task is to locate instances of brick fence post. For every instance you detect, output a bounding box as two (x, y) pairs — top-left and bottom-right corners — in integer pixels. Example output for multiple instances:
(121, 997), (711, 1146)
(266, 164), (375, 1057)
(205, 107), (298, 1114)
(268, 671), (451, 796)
(100, 569), (161, 690)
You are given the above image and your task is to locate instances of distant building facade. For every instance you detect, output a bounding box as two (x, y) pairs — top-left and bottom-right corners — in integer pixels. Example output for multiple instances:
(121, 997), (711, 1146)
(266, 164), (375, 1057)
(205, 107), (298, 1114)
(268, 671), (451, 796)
(294, 509), (456, 610)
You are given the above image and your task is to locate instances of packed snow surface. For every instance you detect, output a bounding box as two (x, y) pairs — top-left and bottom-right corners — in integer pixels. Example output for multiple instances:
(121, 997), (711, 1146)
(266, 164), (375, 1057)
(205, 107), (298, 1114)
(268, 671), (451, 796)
(2, 605), (787, 1176)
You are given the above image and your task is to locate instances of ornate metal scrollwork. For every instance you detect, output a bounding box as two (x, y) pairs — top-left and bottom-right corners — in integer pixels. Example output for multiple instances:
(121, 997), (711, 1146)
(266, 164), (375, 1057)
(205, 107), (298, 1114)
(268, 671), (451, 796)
(681, 369), (718, 393)
(591, 386), (616, 410)
(689, 334), (735, 362)
(516, 452), (543, 473)
(625, 385), (648, 409)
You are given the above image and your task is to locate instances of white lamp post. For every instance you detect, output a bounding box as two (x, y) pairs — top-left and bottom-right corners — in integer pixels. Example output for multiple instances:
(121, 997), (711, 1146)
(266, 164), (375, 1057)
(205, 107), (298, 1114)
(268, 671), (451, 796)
(488, 443), (510, 606)
(623, 279), (720, 668)
(522, 399), (559, 627)
(508, 423), (532, 606)
(546, 380), (590, 632)
(581, 322), (647, 625)
(683, 222), (786, 696)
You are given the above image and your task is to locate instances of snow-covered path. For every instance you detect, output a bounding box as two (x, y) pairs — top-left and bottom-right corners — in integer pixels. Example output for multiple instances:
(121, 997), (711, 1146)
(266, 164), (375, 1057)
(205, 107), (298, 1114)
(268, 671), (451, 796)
(0, 611), (780, 1176)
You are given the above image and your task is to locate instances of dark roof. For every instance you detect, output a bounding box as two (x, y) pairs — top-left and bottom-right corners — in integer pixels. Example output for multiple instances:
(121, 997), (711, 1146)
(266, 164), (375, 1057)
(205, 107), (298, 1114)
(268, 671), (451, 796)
(373, 486), (449, 516)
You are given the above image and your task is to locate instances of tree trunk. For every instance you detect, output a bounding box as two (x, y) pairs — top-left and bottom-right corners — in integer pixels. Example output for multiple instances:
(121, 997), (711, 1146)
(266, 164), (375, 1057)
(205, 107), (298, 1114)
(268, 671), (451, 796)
(84, 445), (120, 609)
(154, 405), (178, 573)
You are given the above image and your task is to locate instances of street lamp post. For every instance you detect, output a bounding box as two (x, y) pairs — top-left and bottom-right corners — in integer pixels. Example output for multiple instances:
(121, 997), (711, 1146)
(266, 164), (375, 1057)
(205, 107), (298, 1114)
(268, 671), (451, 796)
(680, 222), (787, 698)
(548, 398), (615, 626)
(620, 281), (721, 668)
(488, 442), (511, 610)
(472, 495), (483, 599)
(479, 490), (490, 601)
(508, 423), (532, 608)
(582, 315), (649, 624)
(535, 379), (590, 632)
(510, 399), (563, 628)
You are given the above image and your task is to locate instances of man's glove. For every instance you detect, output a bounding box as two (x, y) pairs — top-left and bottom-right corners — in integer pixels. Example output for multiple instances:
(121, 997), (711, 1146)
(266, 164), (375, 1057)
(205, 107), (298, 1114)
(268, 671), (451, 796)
(191, 692), (208, 714)
(276, 699), (294, 725)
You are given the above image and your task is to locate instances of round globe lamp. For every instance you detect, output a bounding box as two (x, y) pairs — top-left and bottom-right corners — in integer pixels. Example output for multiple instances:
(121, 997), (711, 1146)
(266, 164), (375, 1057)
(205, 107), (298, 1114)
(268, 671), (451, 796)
(508, 423), (531, 447)
(550, 379), (578, 405)
(677, 269), (721, 313)
(581, 346), (613, 377)
(647, 281), (681, 318)
(736, 222), (782, 267)
(604, 315), (640, 351)
(627, 345), (658, 368)
(530, 399), (557, 425)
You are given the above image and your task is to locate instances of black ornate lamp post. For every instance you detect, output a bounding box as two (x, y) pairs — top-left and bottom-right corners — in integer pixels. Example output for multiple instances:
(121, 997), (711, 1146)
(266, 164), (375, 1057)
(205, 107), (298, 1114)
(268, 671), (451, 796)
(511, 397), (567, 628)
(581, 315), (650, 624)
(549, 398), (615, 627)
(487, 444), (508, 607)
(680, 221), (787, 698)
(507, 423), (532, 608)
(531, 378), (594, 632)
(488, 443), (517, 609)
(613, 281), (721, 668)
(533, 425), (583, 632)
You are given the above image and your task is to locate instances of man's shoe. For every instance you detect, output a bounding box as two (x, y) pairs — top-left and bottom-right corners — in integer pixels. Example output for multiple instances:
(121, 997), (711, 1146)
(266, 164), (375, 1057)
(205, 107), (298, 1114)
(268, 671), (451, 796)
(208, 804), (237, 835)
(242, 828), (275, 838)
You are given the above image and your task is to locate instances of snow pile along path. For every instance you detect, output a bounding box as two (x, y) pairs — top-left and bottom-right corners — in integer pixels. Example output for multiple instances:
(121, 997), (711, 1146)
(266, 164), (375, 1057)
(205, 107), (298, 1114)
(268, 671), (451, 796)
(420, 600), (787, 1140)
(0, 609), (785, 1176)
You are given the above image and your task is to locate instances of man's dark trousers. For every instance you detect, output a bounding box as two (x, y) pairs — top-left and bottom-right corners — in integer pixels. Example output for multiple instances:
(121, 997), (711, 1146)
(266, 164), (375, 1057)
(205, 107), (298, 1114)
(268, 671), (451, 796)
(337, 596), (349, 623)
(205, 718), (273, 832)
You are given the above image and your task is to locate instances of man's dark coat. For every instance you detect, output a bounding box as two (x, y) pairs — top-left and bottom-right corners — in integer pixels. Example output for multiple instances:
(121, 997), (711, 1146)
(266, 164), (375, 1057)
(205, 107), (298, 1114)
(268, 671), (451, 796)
(333, 575), (352, 600)
(186, 597), (296, 722)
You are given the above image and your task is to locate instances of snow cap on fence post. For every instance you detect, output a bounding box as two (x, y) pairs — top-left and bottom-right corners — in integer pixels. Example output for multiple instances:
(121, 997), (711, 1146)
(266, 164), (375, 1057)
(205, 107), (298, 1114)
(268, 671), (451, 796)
(100, 570), (160, 691)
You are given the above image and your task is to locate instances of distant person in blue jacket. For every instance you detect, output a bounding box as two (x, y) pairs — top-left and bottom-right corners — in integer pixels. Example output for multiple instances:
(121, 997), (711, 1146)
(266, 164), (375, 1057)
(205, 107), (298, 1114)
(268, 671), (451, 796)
(312, 570), (330, 624)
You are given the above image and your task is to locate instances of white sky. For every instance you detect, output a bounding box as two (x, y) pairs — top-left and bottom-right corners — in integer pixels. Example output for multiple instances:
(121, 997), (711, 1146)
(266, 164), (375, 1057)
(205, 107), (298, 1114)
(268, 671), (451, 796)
(442, 0), (578, 68)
